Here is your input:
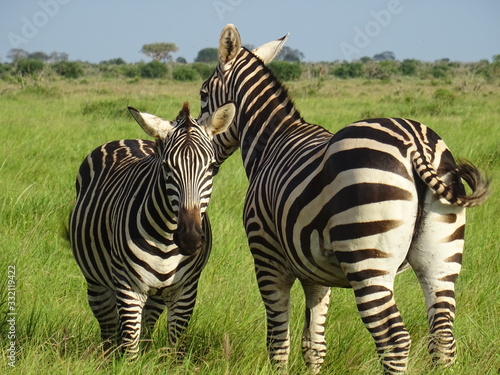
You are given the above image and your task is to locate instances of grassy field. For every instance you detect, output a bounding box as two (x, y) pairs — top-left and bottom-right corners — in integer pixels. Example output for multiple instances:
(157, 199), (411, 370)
(0, 75), (498, 374)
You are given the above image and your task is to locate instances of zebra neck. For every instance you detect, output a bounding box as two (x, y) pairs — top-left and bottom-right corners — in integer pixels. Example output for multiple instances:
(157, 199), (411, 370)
(231, 54), (304, 179)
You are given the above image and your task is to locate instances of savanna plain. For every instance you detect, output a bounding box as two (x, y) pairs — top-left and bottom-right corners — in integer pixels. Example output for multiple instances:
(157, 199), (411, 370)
(1, 73), (498, 374)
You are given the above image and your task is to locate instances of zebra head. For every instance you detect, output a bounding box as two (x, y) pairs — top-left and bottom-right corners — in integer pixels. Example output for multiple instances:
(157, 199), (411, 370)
(128, 102), (235, 255)
(199, 24), (288, 164)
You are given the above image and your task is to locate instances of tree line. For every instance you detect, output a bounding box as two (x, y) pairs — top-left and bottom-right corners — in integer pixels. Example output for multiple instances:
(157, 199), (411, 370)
(1, 44), (499, 83)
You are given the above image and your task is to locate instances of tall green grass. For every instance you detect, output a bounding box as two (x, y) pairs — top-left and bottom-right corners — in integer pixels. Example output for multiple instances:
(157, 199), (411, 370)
(1, 76), (498, 374)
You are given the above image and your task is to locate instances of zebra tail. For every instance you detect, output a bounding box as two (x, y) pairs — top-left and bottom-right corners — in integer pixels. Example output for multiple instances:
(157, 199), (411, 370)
(452, 160), (490, 207)
(413, 154), (490, 208)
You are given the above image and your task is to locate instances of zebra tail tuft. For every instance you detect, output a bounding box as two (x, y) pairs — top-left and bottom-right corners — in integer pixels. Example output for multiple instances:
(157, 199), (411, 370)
(452, 160), (490, 207)
(413, 153), (490, 207)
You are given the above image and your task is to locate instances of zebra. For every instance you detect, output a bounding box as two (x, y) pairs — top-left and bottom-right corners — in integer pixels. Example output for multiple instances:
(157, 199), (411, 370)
(199, 24), (489, 374)
(69, 101), (235, 357)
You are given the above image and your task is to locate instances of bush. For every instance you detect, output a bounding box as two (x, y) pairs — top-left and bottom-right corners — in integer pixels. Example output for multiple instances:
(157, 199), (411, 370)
(268, 61), (302, 81)
(430, 63), (450, 78)
(120, 64), (140, 78)
(364, 61), (397, 80)
(52, 61), (83, 78)
(16, 59), (44, 75)
(139, 60), (168, 79)
(0, 63), (12, 77)
(332, 62), (363, 79)
(400, 59), (420, 76)
(191, 62), (215, 80)
(172, 65), (200, 81)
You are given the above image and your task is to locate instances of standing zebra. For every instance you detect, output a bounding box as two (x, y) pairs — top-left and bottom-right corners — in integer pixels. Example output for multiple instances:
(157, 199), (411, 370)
(69, 101), (235, 357)
(199, 25), (489, 374)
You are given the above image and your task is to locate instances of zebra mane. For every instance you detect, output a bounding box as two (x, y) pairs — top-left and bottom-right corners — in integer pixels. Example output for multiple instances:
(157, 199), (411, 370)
(240, 47), (304, 123)
(176, 102), (193, 131)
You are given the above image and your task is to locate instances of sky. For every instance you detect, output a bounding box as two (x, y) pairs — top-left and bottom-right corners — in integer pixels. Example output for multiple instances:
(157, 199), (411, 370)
(0, 0), (499, 64)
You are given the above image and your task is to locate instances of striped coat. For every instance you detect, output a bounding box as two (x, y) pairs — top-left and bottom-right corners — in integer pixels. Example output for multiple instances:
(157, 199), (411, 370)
(69, 102), (235, 356)
(199, 25), (489, 374)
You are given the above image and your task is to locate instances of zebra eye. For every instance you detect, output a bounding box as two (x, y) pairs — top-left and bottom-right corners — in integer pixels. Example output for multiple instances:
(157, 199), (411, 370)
(200, 89), (208, 102)
(210, 162), (221, 176)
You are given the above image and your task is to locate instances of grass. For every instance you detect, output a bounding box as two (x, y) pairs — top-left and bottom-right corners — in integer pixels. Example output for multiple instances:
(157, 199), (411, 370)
(0, 75), (498, 374)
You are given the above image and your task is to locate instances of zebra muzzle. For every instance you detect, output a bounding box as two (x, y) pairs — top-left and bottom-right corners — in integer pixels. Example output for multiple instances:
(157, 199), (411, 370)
(174, 207), (205, 256)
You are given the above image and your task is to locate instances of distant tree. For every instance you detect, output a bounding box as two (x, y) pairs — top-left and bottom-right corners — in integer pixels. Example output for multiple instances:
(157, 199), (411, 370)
(276, 46), (304, 62)
(140, 43), (178, 62)
(48, 51), (69, 63)
(100, 58), (126, 65)
(176, 57), (187, 64)
(493, 54), (500, 63)
(7, 48), (28, 63)
(195, 48), (218, 63)
(373, 51), (395, 61)
(28, 51), (49, 61)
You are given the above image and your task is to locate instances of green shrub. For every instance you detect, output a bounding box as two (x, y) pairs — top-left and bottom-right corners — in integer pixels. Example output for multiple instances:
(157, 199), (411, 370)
(190, 62), (215, 80)
(400, 59), (420, 76)
(332, 62), (363, 79)
(139, 60), (168, 79)
(52, 61), (84, 78)
(172, 65), (200, 81)
(430, 63), (450, 78)
(16, 59), (44, 75)
(268, 61), (302, 81)
(363, 60), (397, 80)
(120, 64), (140, 78)
(0, 63), (12, 77)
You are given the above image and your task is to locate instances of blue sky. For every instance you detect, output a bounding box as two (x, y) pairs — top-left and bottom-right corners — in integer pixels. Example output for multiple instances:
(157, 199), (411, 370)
(1, 0), (499, 63)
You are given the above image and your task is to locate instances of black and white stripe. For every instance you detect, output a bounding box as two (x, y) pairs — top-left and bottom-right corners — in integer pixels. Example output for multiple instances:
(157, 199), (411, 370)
(200, 25), (489, 374)
(69, 102), (234, 356)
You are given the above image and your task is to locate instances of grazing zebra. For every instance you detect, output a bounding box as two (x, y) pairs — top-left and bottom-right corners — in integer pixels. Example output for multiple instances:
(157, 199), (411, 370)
(69, 101), (235, 357)
(199, 24), (489, 374)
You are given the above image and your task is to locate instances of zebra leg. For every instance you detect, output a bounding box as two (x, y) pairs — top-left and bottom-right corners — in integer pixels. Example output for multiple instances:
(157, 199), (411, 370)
(335, 220), (414, 373)
(142, 295), (166, 346)
(355, 280), (410, 374)
(165, 278), (200, 346)
(299, 280), (331, 374)
(408, 198), (465, 367)
(116, 287), (147, 358)
(253, 255), (295, 370)
(86, 281), (117, 353)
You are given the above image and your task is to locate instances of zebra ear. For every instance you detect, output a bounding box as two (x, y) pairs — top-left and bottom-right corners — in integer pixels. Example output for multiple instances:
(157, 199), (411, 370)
(204, 102), (236, 136)
(251, 33), (289, 64)
(128, 107), (173, 139)
(219, 24), (242, 66)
